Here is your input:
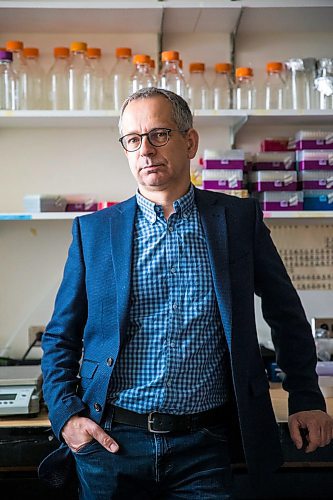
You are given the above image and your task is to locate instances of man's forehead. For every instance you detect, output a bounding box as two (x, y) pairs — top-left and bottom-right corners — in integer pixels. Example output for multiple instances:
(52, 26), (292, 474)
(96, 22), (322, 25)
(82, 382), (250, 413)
(122, 96), (175, 130)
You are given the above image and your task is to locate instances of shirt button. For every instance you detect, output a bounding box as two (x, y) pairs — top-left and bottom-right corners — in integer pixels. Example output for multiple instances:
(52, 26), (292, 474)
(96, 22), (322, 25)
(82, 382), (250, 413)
(170, 267), (176, 274)
(168, 226), (173, 232)
(94, 403), (102, 412)
(173, 303), (178, 310)
(170, 342), (176, 348)
(106, 357), (114, 367)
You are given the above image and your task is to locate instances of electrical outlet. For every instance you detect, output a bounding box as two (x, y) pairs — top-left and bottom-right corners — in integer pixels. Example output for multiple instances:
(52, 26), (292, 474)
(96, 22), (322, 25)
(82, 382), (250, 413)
(311, 318), (333, 337)
(28, 325), (45, 347)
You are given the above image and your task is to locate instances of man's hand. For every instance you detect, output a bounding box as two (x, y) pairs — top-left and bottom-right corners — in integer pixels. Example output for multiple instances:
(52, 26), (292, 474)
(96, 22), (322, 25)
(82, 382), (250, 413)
(62, 415), (119, 453)
(288, 410), (333, 453)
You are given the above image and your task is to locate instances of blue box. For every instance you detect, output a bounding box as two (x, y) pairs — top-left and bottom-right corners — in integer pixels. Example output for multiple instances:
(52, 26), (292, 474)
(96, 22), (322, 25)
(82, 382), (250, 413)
(303, 190), (333, 210)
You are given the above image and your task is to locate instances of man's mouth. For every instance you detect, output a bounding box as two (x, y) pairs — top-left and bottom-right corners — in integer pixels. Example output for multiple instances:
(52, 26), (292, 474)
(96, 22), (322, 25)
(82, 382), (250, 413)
(140, 164), (163, 171)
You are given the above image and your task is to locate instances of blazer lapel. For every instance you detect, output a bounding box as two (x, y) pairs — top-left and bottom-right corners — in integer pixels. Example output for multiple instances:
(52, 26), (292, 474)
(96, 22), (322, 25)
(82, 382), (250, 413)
(195, 189), (232, 347)
(109, 196), (137, 343)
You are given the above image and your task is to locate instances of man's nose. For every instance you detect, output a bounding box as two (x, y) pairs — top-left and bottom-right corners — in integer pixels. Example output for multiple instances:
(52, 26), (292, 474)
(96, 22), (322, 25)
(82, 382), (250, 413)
(140, 135), (155, 156)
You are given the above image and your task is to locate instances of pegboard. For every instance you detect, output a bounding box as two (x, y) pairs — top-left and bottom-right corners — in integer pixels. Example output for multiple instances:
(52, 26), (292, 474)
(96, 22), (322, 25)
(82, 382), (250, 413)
(267, 223), (333, 291)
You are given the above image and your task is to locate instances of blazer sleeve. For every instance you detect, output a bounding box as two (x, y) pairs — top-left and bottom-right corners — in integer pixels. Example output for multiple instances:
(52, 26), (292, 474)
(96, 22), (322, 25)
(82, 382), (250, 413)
(252, 200), (326, 415)
(41, 217), (87, 440)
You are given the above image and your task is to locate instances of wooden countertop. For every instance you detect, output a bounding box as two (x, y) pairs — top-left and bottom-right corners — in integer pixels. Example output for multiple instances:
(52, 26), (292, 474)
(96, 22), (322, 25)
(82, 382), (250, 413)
(0, 387), (332, 428)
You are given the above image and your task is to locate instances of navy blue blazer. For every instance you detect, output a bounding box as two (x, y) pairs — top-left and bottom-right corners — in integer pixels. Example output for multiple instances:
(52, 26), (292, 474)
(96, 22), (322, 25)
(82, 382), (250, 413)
(41, 187), (325, 477)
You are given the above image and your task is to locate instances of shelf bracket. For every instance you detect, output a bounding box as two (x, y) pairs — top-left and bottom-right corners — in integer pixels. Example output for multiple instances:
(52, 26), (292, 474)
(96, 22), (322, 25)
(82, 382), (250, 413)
(230, 115), (248, 148)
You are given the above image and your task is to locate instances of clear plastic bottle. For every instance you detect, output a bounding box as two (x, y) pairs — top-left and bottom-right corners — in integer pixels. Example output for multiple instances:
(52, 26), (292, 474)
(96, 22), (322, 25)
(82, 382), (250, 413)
(212, 62), (233, 110)
(188, 62), (211, 110)
(234, 67), (256, 109)
(130, 54), (155, 93)
(109, 47), (132, 111)
(68, 41), (89, 110)
(86, 47), (108, 109)
(46, 47), (70, 110)
(23, 47), (44, 109)
(6, 40), (29, 109)
(315, 58), (333, 110)
(284, 58), (306, 110)
(158, 50), (187, 100)
(0, 50), (18, 110)
(264, 62), (286, 110)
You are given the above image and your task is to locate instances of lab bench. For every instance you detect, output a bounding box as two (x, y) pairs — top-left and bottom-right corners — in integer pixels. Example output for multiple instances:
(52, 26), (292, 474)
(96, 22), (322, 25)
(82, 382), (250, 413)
(0, 387), (332, 499)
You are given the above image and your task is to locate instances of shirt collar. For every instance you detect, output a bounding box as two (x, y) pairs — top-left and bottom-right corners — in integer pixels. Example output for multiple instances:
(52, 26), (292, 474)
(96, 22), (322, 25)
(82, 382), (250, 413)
(136, 184), (195, 223)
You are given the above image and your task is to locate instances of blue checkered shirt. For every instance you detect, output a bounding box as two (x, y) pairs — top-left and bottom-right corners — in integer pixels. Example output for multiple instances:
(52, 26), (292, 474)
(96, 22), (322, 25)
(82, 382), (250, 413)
(108, 185), (230, 414)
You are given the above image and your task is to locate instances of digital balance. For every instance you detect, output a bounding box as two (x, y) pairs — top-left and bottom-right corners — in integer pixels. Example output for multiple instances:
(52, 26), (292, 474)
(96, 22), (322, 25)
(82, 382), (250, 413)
(0, 365), (42, 416)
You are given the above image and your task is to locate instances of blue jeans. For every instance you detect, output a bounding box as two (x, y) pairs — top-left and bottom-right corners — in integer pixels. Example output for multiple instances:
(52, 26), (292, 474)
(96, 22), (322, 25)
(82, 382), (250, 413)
(72, 410), (233, 499)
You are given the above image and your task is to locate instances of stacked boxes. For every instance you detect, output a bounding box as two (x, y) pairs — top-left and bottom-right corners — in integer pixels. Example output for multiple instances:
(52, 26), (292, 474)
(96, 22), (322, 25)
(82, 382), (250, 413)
(201, 149), (249, 198)
(295, 131), (333, 211)
(249, 148), (302, 211)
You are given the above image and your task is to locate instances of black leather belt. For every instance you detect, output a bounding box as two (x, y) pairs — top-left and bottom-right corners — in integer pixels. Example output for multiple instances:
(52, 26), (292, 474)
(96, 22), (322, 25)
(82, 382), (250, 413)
(110, 404), (230, 434)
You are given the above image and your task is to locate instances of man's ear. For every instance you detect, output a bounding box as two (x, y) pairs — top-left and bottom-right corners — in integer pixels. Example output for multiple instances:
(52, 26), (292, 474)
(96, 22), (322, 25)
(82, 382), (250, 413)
(186, 128), (199, 160)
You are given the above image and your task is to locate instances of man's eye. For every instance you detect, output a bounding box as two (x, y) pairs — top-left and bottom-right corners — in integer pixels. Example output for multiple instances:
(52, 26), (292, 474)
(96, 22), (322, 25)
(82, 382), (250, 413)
(152, 130), (167, 141)
(127, 136), (140, 144)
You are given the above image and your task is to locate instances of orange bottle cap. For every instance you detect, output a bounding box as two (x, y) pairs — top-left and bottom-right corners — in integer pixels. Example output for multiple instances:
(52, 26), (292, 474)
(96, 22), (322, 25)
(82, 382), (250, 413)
(70, 42), (87, 52)
(189, 62), (205, 73)
(23, 47), (39, 58)
(133, 54), (150, 65)
(54, 47), (70, 58)
(116, 47), (132, 58)
(266, 61), (283, 73)
(6, 40), (24, 51)
(87, 47), (102, 58)
(236, 67), (253, 78)
(161, 50), (179, 62)
(215, 63), (232, 73)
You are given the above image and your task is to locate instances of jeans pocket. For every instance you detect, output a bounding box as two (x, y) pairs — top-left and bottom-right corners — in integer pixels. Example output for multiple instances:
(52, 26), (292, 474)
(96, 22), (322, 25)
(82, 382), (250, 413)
(73, 439), (100, 456)
(199, 423), (228, 442)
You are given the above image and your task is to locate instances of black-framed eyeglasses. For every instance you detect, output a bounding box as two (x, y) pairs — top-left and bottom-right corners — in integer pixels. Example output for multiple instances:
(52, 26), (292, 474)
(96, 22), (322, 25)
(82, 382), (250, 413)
(119, 127), (188, 152)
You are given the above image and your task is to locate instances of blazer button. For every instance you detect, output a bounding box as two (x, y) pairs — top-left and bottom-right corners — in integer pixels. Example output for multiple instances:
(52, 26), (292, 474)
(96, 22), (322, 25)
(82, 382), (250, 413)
(106, 357), (114, 367)
(94, 403), (102, 412)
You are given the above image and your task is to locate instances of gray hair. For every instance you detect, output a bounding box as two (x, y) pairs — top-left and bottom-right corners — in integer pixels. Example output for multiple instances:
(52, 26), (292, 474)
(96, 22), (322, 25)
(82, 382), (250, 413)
(118, 87), (193, 135)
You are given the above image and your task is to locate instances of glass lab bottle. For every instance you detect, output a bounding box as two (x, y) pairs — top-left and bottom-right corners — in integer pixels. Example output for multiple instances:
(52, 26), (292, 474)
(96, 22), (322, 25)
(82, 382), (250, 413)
(46, 47), (70, 110)
(149, 58), (157, 85)
(264, 62), (286, 110)
(315, 58), (333, 110)
(130, 54), (155, 93)
(158, 51), (187, 100)
(284, 58), (306, 110)
(68, 41), (89, 110)
(212, 63), (233, 110)
(188, 62), (211, 110)
(109, 47), (132, 111)
(86, 47), (107, 109)
(6, 40), (28, 109)
(0, 50), (18, 110)
(303, 58), (319, 110)
(234, 67), (256, 109)
(23, 47), (44, 109)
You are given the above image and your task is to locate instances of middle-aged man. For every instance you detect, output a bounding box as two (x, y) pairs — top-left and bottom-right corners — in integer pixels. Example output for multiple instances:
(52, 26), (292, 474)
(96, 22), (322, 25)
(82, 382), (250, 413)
(40, 87), (333, 499)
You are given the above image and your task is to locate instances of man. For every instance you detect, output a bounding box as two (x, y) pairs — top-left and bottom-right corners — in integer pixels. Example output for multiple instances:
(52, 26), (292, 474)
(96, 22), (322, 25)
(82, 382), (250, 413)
(41, 87), (333, 499)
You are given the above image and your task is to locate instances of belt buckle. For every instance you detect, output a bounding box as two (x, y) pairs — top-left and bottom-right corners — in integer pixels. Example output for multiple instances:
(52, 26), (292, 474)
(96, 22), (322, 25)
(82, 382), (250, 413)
(148, 411), (171, 434)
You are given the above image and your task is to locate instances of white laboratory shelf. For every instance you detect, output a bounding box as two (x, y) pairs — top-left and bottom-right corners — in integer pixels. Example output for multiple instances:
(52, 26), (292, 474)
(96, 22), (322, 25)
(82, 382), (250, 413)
(1, 211), (333, 221)
(263, 211), (333, 219)
(0, 110), (120, 128)
(0, 212), (92, 220)
(1, 110), (332, 130)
